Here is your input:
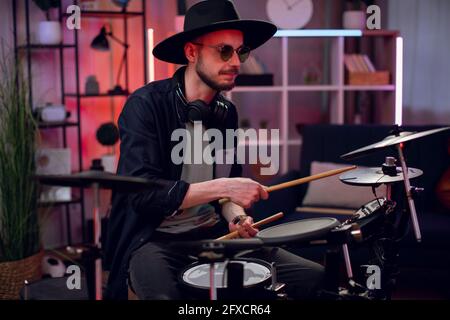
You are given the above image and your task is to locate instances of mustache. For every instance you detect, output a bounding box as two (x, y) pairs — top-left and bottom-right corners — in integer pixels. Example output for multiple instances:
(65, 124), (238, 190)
(219, 68), (239, 75)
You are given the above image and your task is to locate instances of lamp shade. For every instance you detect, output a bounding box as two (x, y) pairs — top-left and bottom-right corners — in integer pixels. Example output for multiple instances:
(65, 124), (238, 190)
(91, 27), (109, 51)
(112, 0), (130, 8)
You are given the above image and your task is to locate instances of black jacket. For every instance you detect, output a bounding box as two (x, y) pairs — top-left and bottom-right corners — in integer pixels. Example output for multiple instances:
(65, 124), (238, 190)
(104, 67), (242, 299)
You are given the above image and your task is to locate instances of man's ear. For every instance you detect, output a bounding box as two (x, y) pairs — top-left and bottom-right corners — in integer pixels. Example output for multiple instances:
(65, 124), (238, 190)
(184, 42), (197, 63)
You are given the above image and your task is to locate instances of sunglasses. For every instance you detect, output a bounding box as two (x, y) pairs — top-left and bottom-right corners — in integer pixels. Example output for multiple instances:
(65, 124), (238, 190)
(191, 42), (251, 63)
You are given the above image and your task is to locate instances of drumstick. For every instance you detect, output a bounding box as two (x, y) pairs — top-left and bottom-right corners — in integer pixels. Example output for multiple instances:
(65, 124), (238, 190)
(216, 212), (284, 240)
(218, 165), (357, 205)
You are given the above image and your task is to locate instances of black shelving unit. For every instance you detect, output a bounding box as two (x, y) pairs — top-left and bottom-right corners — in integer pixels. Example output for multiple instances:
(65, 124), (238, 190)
(64, 93), (129, 97)
(17, 44), (77, 49)
(38, 121), (79, 129)
(64, 9), (144, 19)
(38, 197), (82, 208)
(12, 0), (148, 246)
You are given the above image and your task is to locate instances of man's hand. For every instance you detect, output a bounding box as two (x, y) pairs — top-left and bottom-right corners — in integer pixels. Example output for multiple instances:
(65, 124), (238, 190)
(228, 215), (258, 238)
(220, 178), (269, 208)
(180, 178), (269, 211)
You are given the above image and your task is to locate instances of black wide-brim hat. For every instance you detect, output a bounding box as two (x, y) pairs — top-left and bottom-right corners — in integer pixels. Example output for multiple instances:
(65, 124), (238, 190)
(153, 0), (277, 65)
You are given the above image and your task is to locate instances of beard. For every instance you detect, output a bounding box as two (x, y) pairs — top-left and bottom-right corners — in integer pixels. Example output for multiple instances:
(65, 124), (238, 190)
(196, 55), (237, 92)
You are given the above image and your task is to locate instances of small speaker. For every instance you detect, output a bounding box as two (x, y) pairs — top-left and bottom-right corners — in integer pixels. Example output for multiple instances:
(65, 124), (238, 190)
(37, 105), (67, 122)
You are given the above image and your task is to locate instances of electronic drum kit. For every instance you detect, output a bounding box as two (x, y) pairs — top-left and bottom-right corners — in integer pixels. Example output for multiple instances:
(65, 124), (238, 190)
(35, 126), (449, 300)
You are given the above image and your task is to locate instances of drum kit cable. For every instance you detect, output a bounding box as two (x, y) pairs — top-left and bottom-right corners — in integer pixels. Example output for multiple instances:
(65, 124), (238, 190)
(35, 125), (449, 300)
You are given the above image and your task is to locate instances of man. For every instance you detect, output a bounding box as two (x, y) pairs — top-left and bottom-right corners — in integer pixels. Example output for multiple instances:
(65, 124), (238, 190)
(105, 0), (324, 300)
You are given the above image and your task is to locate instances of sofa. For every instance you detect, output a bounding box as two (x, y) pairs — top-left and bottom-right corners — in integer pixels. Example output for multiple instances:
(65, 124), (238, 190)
(252, 124), (450, 297)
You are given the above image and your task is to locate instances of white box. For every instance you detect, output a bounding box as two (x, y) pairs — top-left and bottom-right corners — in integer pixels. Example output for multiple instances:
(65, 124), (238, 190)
(36, 148), (72, 202)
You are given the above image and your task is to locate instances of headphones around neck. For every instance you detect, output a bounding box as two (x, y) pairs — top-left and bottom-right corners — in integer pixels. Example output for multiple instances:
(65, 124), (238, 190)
(175, 84), (229, 129)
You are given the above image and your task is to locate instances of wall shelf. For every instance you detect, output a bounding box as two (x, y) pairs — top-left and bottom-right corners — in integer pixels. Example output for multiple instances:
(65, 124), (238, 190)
(232, 86), (284, 92)
(12, 0), (148, 247)
(38, 197), (82, 208)
(63, 10), (144, 19)
(17, 44), (76, 50)
(65, 93), (129, 98)
(226, 30), (402, 174)
(343, 85), (396, 91)
(13, 0), (88, 246)
(38, 121), (79, 129)
(232, 85), (342, 92)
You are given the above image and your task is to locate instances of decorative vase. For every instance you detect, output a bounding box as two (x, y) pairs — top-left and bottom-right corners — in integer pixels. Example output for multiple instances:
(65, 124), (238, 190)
(85, 75), (100, 95)
(0, 250), (44, 300)
(101, 154), (117, 173)
(343, 10), (366, 30)
(38, 21), (62, 45)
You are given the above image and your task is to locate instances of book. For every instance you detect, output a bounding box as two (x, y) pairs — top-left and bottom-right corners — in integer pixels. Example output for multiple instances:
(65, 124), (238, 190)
(344, 55), (358, 72)
(344, 54), (377, 73)
(363, 55), (376, 72)
(351, 54), (365, 72)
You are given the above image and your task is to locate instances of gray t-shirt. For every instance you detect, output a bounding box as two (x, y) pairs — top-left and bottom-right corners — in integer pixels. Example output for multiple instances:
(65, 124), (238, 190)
(156, 122), (220, 234)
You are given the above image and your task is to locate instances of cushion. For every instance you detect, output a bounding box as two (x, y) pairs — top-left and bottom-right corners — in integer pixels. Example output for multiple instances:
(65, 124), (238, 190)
(302, 161), (386, 209)
(436, 168), (450, 210)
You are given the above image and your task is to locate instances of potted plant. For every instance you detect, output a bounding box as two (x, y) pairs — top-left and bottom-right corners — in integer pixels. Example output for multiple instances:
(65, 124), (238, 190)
(0, 48), (43, 299)
(96, 122), (120, 173)
(32, 0), (62, 45)
(343, 0), (373, 30)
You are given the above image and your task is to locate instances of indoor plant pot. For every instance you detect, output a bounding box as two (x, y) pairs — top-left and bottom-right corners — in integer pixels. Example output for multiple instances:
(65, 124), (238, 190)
(96, 122), (120, 173)
(342, 0), (373, 30)
(0, 48), (42, 299)
(0, 250), (44, 299)
(33, 0), (61, 45)
(38, 21), (62, 45)
(343, 10), (366, 29)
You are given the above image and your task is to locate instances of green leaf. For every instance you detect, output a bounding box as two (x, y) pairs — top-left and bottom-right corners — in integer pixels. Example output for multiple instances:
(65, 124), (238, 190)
(0, 43), (40, 262)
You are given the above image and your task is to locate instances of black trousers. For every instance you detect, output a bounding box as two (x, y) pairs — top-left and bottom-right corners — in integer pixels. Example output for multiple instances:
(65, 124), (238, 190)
(128, 230), (325, 300)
